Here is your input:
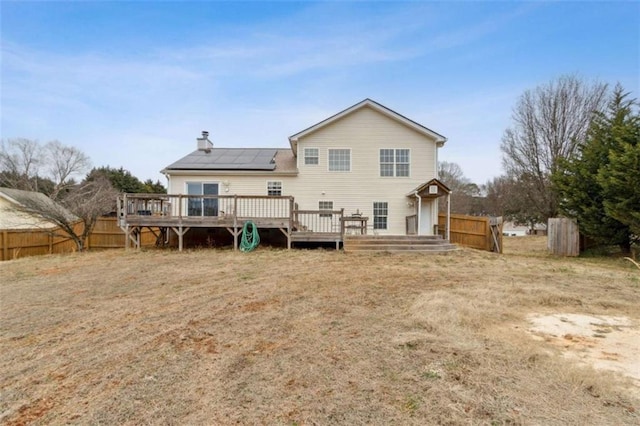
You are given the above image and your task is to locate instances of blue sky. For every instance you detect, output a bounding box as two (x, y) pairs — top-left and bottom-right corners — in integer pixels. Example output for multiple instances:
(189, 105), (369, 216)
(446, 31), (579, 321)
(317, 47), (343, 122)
(1, 1), (638, 185)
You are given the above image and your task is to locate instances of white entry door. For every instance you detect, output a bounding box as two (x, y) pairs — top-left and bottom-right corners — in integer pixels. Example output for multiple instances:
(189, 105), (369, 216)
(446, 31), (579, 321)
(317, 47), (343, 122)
(419, 198), (433, 235)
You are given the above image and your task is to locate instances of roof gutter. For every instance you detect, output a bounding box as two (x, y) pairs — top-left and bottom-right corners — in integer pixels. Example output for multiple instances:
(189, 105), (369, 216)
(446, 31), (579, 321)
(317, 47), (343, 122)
(161, 169), (299, 177)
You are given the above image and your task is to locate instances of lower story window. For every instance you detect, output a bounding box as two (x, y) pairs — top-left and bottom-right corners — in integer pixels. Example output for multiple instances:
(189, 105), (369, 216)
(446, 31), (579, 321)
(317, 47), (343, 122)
(187, 182), (218, 216)
(267, 181), (282, 196)
(373, 202), (388, 230)
(319, 201), (333, 218)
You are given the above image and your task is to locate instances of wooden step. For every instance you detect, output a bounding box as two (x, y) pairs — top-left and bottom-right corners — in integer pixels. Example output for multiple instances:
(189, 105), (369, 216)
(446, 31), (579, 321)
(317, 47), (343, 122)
(343, 235), (458, 253)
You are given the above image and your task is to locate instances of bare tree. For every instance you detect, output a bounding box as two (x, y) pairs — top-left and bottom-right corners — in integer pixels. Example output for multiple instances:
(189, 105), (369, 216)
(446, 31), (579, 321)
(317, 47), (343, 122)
(46, 140), (91, 200)
(483, 173), (544, 231)
(500, 75), (608, 221)
(12, 176), (119, 251)
(0, 138), (43, 191)
(1, 138), (91, 197)
(438, 161), (481, 214)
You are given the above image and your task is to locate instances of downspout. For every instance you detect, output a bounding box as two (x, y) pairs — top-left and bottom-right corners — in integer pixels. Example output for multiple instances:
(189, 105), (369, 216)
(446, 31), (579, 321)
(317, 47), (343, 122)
(160, 169), (170, 193)
(415, 193), (421, 235)
(435, 144), (439, 179)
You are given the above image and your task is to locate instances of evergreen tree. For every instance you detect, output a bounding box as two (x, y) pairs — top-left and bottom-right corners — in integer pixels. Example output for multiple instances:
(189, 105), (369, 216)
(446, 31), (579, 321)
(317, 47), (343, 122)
(87, 166), (166, 193)
(554, 86), (637, 251)
(142, 179), (167, 194)
(87, 166), (145, 193)
(598, 127), (640, 239)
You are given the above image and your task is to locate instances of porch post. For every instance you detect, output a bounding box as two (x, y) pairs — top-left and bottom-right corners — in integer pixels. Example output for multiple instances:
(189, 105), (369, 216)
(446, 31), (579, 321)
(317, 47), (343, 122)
(446, 192), (451, 241)
(415, 194), (422, 235)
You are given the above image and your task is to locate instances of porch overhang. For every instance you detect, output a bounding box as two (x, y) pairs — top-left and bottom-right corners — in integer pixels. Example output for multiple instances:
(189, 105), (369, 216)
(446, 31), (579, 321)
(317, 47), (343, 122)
(406, 178), (451, 240)
(406, 178), (451, 199)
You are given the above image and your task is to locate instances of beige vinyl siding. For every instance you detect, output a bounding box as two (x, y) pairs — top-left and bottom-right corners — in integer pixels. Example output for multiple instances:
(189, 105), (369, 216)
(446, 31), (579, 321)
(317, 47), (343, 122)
(291, 106), (438, 234)
(168, 174), (297, 197)
(0, 197), (57, 230)
(166, 105), (440, 235)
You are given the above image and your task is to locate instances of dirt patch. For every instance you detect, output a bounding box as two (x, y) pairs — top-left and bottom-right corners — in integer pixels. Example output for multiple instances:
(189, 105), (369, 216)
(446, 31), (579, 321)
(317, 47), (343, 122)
(527, 313), (640, 395)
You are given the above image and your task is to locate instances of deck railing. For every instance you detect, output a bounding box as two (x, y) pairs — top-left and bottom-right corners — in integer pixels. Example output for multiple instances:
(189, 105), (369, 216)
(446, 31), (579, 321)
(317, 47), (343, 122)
(293, 209), (344, 234)
(118, 194), (344, 235)
(118, 194), (295, 224)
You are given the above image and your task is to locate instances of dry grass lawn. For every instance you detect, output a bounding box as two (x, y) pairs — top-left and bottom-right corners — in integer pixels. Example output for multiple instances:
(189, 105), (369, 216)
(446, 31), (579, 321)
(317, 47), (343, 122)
(1, 236), (639, 425)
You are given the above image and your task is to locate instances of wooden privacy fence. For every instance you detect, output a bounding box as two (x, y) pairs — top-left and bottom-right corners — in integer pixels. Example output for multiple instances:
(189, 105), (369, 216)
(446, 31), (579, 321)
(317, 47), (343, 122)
(547, 218), (579, 257)
(438, 213), (503, 253)
(0, 218), (159, 261)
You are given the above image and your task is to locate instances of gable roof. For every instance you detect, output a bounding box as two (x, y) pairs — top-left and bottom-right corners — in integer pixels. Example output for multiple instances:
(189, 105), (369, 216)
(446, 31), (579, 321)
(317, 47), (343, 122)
(288, 98), (447, 154)
(0, 187), (57, 207)
(0, 187), (77, 229)
(407, 178), (451, 199)
(162, 148), (297, 174)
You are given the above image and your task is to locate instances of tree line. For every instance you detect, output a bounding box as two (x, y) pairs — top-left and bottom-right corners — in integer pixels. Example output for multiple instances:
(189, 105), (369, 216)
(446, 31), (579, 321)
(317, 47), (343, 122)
(439, 75), (639, 253)
(0, 138), (166, 251)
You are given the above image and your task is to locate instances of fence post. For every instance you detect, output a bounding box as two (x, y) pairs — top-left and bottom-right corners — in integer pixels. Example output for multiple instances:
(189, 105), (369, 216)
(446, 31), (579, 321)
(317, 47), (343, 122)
(2, 230), (7, 261)
(485, 217), (491, 252)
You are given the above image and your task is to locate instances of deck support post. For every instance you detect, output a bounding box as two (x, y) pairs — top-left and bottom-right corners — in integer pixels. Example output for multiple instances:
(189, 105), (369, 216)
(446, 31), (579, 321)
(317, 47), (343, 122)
(124, 226), (141, 250)
(278, 227), (291, 249)
(123, 225), (130, 250)
(171, 226), (190, 252)
(226, 227), (241, 250)
(135, 228), (141, 250)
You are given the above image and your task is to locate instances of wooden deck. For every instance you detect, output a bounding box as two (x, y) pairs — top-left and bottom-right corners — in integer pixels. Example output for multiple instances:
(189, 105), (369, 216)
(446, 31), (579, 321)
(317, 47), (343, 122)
(117, 194), (346, 250)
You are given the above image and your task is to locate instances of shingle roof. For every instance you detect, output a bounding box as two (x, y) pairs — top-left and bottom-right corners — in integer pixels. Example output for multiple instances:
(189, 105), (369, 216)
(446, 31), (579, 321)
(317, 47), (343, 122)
(163, 148), (298, 173)
(0, 187), (77, 228)
(1, 187), (58, 207)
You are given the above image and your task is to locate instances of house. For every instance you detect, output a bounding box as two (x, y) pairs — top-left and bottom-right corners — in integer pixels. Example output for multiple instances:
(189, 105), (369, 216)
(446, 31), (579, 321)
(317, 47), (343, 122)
(0, 187), (75, 230)
(119, 99), (451, 250)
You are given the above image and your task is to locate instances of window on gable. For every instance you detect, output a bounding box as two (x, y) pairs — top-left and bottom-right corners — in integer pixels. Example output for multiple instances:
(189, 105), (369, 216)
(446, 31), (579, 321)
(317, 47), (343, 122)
(379, 149), (410, 177)
(319, 200), (333, 218)
(373, 201), (388, 230)
(304, 148), (319, 165)
(267, 181), (282, 196)
(328, 149), (350, 171)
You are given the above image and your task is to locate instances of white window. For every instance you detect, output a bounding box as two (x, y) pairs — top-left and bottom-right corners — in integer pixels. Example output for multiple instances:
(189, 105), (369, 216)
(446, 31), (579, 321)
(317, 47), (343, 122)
(304, 148), (319, 165)
(373, 202), (388, 230)
(328, 149), (350, 171)
(380, 149), (410, 177)
(267, 181), (282, 196)
(319, 201), (333, 218)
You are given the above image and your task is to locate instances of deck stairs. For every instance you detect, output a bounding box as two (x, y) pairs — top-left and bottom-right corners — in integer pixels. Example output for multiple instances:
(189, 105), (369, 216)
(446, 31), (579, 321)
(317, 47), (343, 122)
(343, 235), (458, 253)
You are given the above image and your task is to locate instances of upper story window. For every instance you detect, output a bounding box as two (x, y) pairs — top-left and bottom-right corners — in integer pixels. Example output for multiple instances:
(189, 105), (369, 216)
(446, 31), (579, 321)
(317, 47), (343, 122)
(304, 148), (319, 165)
(380, 149), (410, 177)
(267, 181), (282, 196)
(328, 149), (351, 172)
